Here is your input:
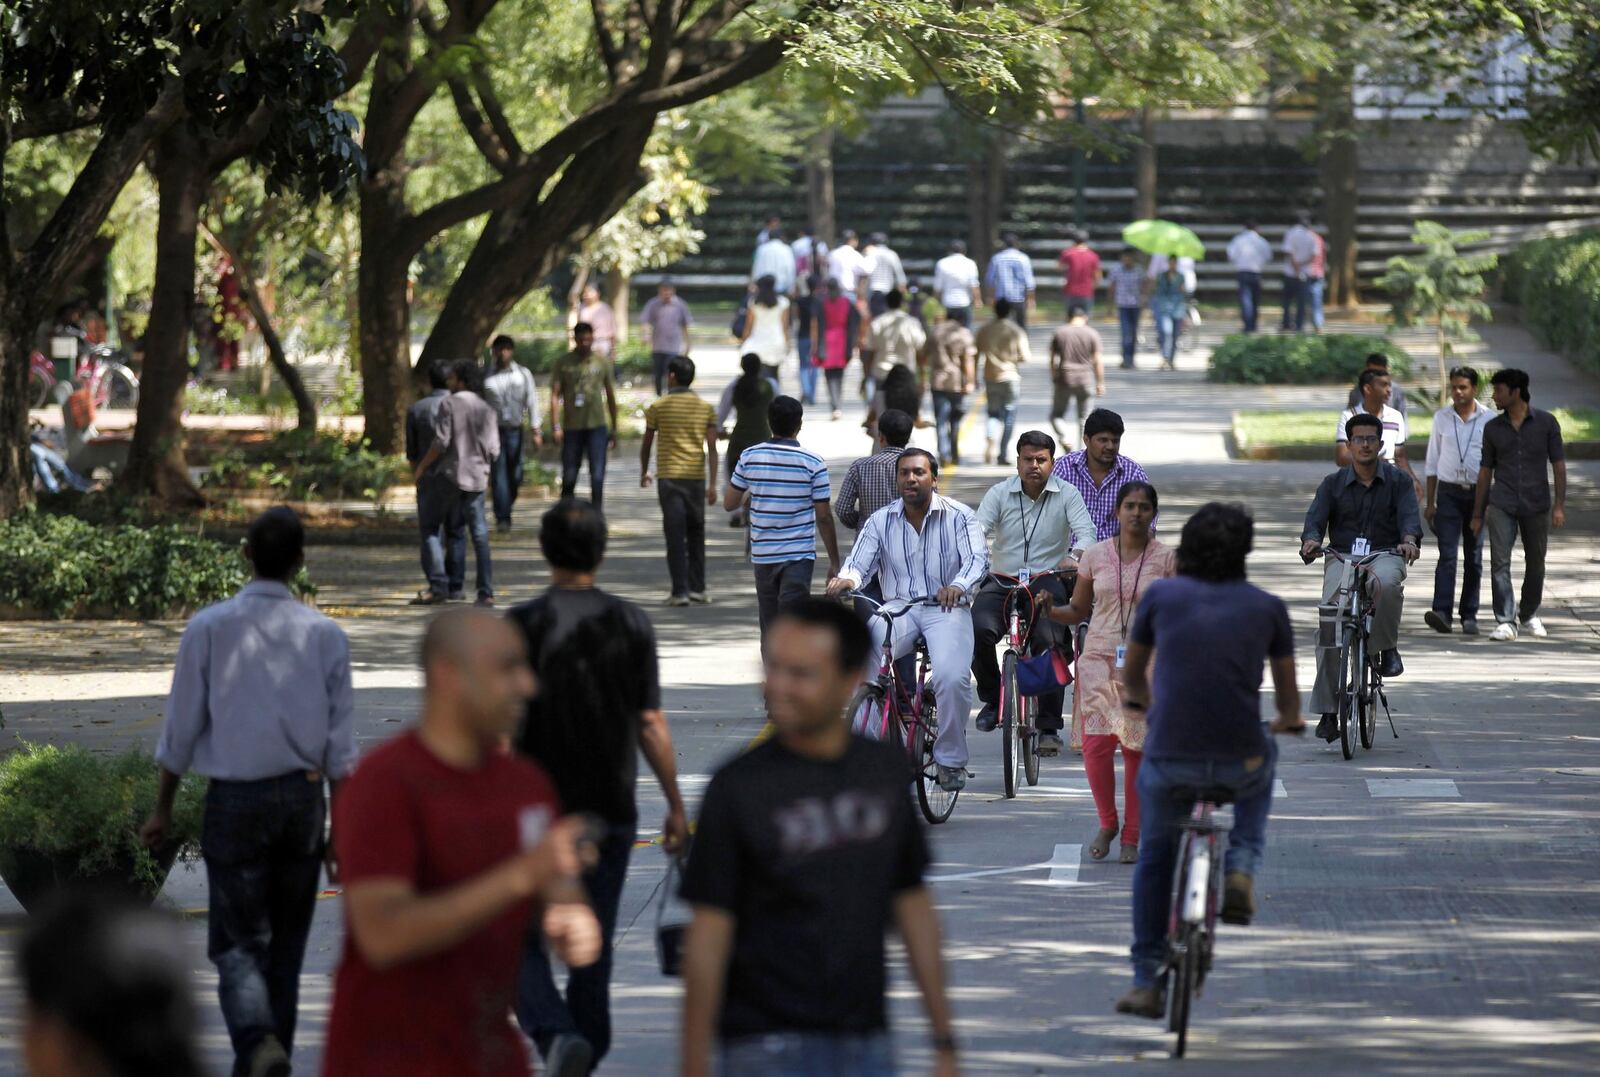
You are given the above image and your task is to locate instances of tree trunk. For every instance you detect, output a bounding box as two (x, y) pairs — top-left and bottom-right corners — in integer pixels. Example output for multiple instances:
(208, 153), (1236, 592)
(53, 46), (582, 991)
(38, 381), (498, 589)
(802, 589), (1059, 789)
(1134, 105), (1158, 220)
(0, 311), (39, 515)
(204, 226), (317, 429)
(1318, 53), (1360, 308)
(805, 127), (836, 243)
(605, 268), (630, 347)
(967, 131), (1007, 268)
(119, 129), (206, 508)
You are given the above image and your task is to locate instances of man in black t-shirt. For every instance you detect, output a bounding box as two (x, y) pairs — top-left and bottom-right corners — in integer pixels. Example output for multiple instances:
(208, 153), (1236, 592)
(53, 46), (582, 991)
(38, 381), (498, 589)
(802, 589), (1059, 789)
(681, 598), (958, 1077)
(507, 499), (689, 1076)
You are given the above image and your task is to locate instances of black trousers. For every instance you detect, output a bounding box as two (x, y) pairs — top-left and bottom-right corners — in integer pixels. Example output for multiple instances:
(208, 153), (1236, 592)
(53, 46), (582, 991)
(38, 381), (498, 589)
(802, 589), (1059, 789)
(658, 477), (706, 597)
(970, 575), (1069, 730)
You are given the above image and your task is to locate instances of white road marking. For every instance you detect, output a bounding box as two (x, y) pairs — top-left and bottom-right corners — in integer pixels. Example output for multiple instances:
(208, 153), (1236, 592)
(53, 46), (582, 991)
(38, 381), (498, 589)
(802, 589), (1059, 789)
(928, 843), (1086, 886)
(1366, 778), (1461, 798)
(1045, 843), (1082, 886)
(1273, 779), (1288, 799)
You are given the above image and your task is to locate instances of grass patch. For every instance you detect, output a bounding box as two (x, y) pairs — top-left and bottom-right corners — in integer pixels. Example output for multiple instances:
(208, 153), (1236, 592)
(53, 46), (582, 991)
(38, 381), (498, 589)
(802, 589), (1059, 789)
(1234, 407), (1600, 451)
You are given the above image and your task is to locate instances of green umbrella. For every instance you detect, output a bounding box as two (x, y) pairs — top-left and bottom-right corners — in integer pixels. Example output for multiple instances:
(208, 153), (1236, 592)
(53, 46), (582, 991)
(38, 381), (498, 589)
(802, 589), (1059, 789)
(1122, 219), (1205, 260)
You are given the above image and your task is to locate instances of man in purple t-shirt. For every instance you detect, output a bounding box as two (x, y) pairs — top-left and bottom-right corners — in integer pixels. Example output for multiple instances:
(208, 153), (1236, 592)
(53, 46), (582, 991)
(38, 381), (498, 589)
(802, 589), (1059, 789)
(640, 279), (694, 396)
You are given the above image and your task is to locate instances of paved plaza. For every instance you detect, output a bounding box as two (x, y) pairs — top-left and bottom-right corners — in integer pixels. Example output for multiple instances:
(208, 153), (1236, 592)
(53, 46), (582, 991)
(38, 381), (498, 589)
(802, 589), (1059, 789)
(2, 317), (1597, 1074)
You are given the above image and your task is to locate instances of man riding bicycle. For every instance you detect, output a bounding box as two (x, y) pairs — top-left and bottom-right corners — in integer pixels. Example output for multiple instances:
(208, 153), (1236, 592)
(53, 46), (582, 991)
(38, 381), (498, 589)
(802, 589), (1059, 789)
(827, 449), (989, 792)
(1300, 411), (1422, 742)
(972, 430), (1095, 755)
(1115, 503), (1304, 1018)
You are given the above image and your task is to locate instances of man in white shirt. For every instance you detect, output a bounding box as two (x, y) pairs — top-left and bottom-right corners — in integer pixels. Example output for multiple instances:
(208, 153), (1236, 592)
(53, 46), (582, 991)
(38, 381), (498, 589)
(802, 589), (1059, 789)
(483, 334), (543, 531)
(1226, 221), (1272, 332)
(932, 239), (982, 327)
(1282, 212), (1319, 332)
(1337, 367), (1420, 494)
(865, 290), (927, 396)
(1422, 365), (1493, 635)
(861, 232), (908, 316)
(751, 228), (797, 296)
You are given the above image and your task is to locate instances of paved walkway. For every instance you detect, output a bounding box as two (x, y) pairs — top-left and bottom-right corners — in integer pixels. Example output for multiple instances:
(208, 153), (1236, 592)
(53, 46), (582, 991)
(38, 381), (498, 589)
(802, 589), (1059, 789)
(2, 309), (1598, 1073)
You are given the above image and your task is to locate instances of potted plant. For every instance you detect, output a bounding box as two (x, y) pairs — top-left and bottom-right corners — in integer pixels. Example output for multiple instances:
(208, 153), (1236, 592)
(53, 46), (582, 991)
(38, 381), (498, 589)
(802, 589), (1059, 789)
(0, 743), (206, 913)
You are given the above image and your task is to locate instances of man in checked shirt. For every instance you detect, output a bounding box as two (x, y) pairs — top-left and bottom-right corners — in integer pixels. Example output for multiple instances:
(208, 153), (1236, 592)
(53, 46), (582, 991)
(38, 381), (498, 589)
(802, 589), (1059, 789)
(835, 409), (914, 623)
(1050, 408), (1154, 541)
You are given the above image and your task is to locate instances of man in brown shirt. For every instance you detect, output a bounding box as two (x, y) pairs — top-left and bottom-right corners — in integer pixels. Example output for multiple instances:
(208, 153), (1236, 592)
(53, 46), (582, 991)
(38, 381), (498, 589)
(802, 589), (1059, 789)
(1049, 311), (1105, 450)
(415, 358), (501, 607)
(920, 310), (976, 466)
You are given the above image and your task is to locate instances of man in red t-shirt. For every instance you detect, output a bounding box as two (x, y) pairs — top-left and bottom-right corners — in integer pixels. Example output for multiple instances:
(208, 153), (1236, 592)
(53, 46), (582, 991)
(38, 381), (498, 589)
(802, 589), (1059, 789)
(1058, 229), (1102, 319)
(323, 609), (601, 1076)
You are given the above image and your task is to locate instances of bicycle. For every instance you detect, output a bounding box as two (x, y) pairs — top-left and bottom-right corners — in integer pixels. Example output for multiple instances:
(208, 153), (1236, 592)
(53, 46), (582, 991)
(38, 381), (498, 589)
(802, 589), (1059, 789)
(1311, 545), (1400, 760)
(28, 345), (140, 410)
(846, 594), (963, 825)
(985, 569), (1074, 798)
(1162, 783), (1231, 1059)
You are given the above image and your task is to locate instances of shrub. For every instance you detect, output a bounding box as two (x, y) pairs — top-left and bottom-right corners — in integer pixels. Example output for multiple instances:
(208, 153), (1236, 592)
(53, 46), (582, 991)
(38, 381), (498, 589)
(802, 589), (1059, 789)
(511, 337), (654, 381)
(1207, 334), (1412, 385)
(202, 429), (408, 500)
(0, 510), (253, 618)
(0, 744), (206, 890)
(1503, 229), (1600, 376)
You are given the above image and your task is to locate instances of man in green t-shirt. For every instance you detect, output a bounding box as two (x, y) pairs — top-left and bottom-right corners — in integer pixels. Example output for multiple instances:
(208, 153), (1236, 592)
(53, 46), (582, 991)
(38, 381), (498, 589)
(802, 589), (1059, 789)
(550, 322), (620, 506)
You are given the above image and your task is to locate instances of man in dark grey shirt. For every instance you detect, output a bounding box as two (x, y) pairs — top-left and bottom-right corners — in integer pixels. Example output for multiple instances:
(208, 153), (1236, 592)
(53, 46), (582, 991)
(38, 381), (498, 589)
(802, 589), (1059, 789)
(1471, 368), (1567, 641)
(407, 361), (464, 604)
(415, 358), (501, 607)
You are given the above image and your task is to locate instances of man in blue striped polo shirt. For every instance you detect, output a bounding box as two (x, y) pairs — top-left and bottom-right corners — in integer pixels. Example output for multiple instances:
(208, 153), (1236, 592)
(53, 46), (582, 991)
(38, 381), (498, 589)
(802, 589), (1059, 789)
(727, 396), (843, 651)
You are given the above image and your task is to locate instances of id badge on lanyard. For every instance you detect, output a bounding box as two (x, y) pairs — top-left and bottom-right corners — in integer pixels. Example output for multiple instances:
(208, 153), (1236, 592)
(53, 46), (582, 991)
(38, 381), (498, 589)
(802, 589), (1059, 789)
(1017, 568), (1031, 586)
(1351, 536), (1370, 557)
(1115, 644), (1127, 669)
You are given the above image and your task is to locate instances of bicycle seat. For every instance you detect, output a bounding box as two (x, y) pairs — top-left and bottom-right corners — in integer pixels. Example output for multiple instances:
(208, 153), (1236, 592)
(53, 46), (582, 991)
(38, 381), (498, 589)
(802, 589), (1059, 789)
(1170, 784), (1236, 807)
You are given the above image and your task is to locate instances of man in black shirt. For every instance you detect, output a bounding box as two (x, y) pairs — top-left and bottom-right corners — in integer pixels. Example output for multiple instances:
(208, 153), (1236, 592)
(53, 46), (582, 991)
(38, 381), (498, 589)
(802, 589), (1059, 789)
(681, 598), (958, 1077)
(507, 499), (688, 1076)
(1301, 412), (1422, 741)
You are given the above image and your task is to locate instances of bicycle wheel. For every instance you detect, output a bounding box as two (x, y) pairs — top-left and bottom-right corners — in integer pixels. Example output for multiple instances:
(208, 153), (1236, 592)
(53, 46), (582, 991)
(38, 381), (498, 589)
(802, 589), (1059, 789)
(1358, 647), (1376, 750)
(846, 684), (889, 743)
(915, 690), (958, 824)
(1336, 627), (1360, 760)
(28, 370), (51, 408)
(1170, 923), (1201, 1058)
(1022, 695), (1041, 787)
(99, 363), (139, 409)
(1001, 651), (1019, 799)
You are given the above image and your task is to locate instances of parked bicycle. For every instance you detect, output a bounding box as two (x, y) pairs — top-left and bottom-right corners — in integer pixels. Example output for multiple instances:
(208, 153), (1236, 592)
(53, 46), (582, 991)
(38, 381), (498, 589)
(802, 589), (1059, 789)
(985, 569), (1074, 798)
(28, 345), (140, 410)
(1312, 544), (1400, 760)
(1162, 783), (1231, 1058)
(846, 594), (963, 824)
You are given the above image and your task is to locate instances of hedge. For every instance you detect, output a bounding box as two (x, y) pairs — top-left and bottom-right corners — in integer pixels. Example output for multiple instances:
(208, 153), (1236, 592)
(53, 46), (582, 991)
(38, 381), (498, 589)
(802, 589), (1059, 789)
(201, 429), (408, 501)
(1502, 230), (1600, 376)
(1207, 333), (1412, 385)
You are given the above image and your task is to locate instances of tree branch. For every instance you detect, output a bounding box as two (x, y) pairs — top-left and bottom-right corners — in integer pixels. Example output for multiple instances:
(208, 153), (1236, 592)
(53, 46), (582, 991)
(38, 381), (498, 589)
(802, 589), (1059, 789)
(447, 76), (514, 173)
(11, 103), (103, 140)
(394, 172), (532, 259)
(471, 64), (524, 162)
(632, 34), (790, 110)
(590, 0), (621, 80)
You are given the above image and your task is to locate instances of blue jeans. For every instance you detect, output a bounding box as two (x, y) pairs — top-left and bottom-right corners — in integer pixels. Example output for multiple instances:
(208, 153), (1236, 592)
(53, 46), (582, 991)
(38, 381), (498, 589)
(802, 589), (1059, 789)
(1117, 306), (1140, 367)
(29, 442), (93, 493)
(517, 823), (634, 1066)
(448, 488), (493, 599)
(985, 381), (1018, 460)
(201, 773), (326, 1075)
(931, 389), (968, 463)
(1155, 310), (1181, 363)
(720, 1032), (892, 1077)
(755, 558), (815, 648)
(417, 473), (465, 597)
(1131, 739), (1278, 988)
(797, 338), (818, 403)
(561, 426), (609, 506)
(1431, 483), (1484, 622)
(1281, 275), (1303, 330)
(1306, 276), (1325, 330)
(1236, 271), (1262, 332)
(490, 425), (525, 525)
(651, 353), (677, 396)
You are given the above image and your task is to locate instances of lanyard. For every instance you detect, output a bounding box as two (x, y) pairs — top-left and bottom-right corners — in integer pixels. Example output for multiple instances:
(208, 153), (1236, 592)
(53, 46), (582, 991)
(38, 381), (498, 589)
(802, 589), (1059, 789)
(1015, 487), (1049, 568)
(1115, 537), (1150, 640)
(1450, 409), (1481, 476)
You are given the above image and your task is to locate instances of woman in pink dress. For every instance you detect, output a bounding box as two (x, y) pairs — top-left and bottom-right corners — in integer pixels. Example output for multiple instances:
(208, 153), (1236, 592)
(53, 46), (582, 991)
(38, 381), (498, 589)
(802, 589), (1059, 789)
(1047, 481), (1174, 863)
(817, 278), (852, 420)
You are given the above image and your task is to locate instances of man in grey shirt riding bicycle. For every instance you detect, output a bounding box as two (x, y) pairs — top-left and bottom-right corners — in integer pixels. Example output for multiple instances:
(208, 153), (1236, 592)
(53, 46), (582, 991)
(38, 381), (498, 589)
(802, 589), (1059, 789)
(1300, 412), (1422, 742)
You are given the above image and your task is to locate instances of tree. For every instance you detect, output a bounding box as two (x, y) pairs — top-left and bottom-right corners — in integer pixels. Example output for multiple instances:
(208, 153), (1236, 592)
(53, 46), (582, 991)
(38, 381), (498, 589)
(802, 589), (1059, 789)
(1377, 220), (1498, 406)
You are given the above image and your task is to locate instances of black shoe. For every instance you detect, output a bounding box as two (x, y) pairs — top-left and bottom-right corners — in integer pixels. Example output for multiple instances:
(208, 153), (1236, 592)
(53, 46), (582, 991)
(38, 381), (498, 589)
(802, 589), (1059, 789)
(409, 590), (446, 606)
(1424, 610), (1451, 634)
(1315, 713), (1338, 742)
(1221, 872), (1255, 925)
(975, 702), (999, 732)
(1461, 618), (1480, 636)
(1379, 648), (1404, 678)
(1114, 985), (1166, 1020)
(447, 591), (467, 603)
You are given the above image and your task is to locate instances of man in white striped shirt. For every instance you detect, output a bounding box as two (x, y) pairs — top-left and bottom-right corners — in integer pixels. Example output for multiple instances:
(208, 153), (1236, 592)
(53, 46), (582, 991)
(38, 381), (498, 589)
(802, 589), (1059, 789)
(827, 449), (990, 791)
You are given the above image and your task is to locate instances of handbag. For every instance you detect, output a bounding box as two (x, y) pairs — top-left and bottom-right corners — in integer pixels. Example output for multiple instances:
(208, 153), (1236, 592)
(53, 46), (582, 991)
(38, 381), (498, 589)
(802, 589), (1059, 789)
(655, 853), (691, 977)
(1016, 644), (1073, 696)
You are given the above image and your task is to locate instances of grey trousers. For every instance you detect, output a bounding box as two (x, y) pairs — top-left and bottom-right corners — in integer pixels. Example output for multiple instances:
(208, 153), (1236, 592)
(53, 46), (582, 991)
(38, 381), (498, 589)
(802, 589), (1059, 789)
(1485, 505), (1550, 624)
(1311, 553), (1406, 714)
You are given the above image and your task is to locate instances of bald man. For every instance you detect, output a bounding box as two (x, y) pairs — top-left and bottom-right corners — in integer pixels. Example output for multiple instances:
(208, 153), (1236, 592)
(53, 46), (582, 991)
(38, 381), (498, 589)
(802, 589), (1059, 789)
(323, 610), (601, 1077)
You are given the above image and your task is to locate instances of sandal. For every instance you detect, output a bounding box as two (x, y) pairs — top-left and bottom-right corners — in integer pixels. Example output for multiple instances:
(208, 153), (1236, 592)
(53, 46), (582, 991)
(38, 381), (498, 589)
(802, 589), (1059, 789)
(1088, 827), (1118, 860)
(1119, 842), (1139, 865)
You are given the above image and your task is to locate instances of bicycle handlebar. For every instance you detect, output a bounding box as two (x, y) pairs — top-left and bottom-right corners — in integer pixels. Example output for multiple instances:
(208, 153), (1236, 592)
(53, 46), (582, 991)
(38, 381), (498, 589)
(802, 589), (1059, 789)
(1305, 543), (1395, 566)
(848, 593), (968, 617)
(984, 567), (1076, 589)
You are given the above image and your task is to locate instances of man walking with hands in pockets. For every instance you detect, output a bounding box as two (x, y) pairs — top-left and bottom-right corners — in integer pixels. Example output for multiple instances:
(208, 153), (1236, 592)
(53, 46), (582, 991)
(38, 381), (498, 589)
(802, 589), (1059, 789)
(1422, 366), (1493, 635)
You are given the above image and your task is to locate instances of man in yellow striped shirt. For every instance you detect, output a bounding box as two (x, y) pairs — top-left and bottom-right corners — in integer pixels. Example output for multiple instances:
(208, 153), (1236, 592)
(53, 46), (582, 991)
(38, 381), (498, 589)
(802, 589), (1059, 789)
(641, 356), (721, 606)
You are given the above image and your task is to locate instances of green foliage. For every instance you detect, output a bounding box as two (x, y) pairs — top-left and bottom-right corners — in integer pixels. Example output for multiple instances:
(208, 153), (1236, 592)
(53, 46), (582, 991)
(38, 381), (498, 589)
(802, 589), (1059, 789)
(0, 510), (249, 618)
(201, 430), (407, 501)
(0, 743), (206, 890)
(508, 339), (654, 382)
(1378, 221), (1497, 405)
(1208, 334), (1413, 385)
(1503, 229), (1600, 376)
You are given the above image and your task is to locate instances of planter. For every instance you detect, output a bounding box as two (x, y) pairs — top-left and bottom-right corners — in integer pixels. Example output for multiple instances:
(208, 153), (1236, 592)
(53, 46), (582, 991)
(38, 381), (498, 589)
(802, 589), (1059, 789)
(0, 842), (180, 914)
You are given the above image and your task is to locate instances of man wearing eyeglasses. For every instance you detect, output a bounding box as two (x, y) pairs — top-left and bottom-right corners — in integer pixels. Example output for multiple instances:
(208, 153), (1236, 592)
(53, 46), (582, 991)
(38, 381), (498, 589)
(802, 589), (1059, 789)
(1300, 412), (1422, 743)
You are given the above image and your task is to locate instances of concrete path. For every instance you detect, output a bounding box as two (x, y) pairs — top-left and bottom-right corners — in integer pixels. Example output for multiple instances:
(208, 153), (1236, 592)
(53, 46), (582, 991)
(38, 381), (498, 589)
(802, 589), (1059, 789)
(2, 311), (1598, 1074)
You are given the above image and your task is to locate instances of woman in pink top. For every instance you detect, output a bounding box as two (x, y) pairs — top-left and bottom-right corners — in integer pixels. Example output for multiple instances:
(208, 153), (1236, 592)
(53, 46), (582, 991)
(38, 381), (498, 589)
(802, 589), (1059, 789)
(574, 285), (617, 360)
(1047, 481), (1174, 863)
(817, 278), (853, 419)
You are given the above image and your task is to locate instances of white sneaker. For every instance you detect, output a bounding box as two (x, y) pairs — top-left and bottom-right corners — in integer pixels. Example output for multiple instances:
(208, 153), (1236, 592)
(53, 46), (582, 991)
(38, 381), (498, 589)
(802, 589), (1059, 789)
(1489, 621), (1518, 641)
(1520, 616), (1547, 638)
(664, 594), (691, 607)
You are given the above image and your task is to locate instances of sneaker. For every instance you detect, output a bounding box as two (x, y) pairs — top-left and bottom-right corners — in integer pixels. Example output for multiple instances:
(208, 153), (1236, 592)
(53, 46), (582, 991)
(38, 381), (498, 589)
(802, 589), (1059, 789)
(1489, 621), (1518, 642)
(974, 702), (999, 732)
(1315, 713), (1338, 742)
(664, 594), (691, 608)
(1520, 616), (1548, 638)
(409, 590), (446, 606)
(1114, 984), (1166, 1020)
(447, 591), (467, 603)
(1461, 618), (1480, 636)
(545, 1033), (594, 1077)
(474, 595), (495, 609)
(935, 764), (967, 792)
(688, 591), (713, 605)
(1423, 610), (1451, 634)
(496, 519), (512, 532)
(1037, 732), (1064, 756)
(246, 1036), (291, 1077)
(1221, 871), (1255, 925)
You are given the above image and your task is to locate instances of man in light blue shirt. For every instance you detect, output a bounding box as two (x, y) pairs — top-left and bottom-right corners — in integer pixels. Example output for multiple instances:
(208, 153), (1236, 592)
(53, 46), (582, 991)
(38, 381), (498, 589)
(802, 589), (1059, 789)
(984, 232), (1036, 327)
(827, 449), (989, 791)
(751, 229), (798, 296)
(141, 507), (356, 1077)
(971, 430), (1096, 754)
